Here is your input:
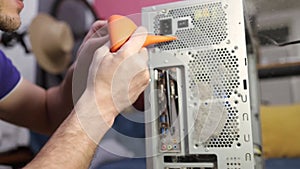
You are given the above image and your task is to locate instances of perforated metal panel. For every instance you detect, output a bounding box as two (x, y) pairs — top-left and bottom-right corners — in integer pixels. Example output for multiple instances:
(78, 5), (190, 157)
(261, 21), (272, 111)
(143, 0), (254, 169)
(226, 157), (242, 169)
(188, 48), (240, 97)
(153, 2), (228, 50)
(187, 48), (241, 148)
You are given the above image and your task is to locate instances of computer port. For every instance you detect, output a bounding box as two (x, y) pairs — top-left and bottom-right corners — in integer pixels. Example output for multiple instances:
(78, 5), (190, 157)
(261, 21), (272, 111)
(155, 67), (182, 152)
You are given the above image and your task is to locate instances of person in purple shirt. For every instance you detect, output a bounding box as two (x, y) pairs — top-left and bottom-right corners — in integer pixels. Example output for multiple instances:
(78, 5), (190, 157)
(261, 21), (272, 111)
(0, 0), (150, 168)
(0, 50), (21, 100)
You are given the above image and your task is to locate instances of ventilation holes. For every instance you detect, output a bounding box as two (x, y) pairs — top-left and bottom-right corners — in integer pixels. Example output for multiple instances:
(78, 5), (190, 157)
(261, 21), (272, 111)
(187, 47), (240, 148)
(226, 157), (241, 169)
(188, 48), (240, 99)
(154, 2), (228, 50)
(203, 102), (240, 148)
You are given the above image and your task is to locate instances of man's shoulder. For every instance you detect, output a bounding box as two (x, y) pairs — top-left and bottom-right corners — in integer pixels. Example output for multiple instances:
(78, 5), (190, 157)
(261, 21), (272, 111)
(0, 50), (13, 69)
(0, 50), (17, 70)
(0, 50), (7, 67)
(0, 50), (21, 100)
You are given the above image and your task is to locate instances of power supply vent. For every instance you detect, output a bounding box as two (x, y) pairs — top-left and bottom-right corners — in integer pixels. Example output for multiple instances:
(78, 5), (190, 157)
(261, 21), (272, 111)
(153, 1), (228, 50)
(188, 48), (240, 148)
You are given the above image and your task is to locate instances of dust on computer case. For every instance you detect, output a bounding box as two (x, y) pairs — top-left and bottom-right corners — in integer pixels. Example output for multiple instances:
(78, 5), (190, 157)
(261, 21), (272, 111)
(142, 0), (255, 168)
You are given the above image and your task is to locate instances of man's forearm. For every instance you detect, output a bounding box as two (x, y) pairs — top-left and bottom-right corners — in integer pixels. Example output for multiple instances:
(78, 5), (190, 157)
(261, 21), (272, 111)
(25, 91), (115, 168)
(25, 92), (117, 169)
(45, 65), (75, 134)
(24, 112), (97, 169)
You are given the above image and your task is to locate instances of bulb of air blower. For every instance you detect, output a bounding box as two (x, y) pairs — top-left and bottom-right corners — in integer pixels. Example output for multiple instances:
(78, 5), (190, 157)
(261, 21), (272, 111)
(108, 15), (177, 52)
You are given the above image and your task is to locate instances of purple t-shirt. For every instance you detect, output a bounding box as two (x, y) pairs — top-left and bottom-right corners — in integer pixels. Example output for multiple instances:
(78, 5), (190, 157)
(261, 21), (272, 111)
(0, 50), (21, 100)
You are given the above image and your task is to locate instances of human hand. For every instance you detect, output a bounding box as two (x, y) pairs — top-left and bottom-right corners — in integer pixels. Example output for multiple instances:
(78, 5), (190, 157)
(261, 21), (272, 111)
(77, 20), (109, 55)
(73, 20), (109, 103)
(85, 26), (150, 124)
(74, 26), (149, 143)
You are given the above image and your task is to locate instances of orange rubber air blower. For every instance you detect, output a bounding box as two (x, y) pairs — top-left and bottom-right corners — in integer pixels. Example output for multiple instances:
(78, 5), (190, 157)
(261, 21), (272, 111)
(108, 15), (177, 52)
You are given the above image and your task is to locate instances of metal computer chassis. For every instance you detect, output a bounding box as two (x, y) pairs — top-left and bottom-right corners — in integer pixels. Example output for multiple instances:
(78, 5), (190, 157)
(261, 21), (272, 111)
(142, 0), (255, 169)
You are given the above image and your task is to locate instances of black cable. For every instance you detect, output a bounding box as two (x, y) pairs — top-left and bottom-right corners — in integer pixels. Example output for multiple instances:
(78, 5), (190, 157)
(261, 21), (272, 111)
(278, 40), (300, 47)
(259, 34), (300, 47)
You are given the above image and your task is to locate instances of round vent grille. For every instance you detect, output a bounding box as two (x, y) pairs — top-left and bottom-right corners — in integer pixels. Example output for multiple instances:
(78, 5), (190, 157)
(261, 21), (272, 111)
(154, 2), (228, 50)
(188, 48), (240, 148)
(188, 48), (240, 99)
(204, 103), (240, 148)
